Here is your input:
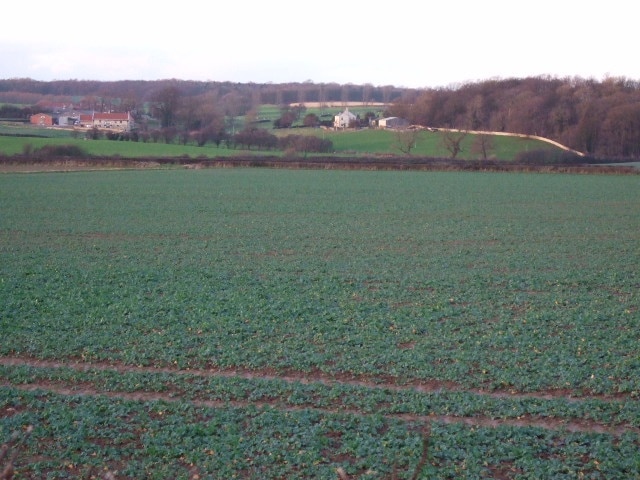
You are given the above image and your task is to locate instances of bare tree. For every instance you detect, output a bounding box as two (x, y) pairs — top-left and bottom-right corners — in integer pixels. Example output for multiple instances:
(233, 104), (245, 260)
(160, 126), (177, 144)
(362, 83), (373, 105)
(193, 117), (226, 147)
(442, 130), (468, 159)
(222, 92), (244, 135)
(318, 83), (327, 116)
(1, 425), (33, 480)
(575, 103), (600, 154)
(394, 129), (419, 155)
(297, 85), (306, 105)
(341, 84), (350, 106)
(119, 91), (138, 115)
(244, 107), (259, 127)
(250, 88), (261, 112)
(152, 85), (181, 128)
(274, 109), (296, 128)
(179, 128), (191, 145)
(471, 133), (494, 160)
(382, 85), (393, 105)
(600, 102), (640, 157)
(179, 95), (203, 131)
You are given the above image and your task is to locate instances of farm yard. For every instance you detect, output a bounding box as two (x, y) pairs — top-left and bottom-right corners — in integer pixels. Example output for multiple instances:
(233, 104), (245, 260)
(1, 168), (639, 479)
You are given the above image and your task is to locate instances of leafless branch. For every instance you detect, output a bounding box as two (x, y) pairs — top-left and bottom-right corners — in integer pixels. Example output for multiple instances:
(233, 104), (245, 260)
(0, 425), (33, 480)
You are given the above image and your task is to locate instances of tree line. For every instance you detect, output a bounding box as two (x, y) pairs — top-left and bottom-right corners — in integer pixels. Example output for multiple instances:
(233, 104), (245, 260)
(386, 76), (640, 157)
(2, 76), (640, 157)
(0, 79), (405, 111)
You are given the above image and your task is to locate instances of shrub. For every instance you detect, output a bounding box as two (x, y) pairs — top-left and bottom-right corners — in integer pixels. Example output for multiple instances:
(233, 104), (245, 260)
(34, 144), (88, 158)
(86, 127), (101, 140)
(278, 134), (333, 154)
(21, 143), (33, 156)
(515, 149), (583, 165)
(233, 128), (278, 150)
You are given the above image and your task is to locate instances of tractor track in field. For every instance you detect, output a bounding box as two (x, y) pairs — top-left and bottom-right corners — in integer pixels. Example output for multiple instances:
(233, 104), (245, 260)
(1, 356), (638, 437)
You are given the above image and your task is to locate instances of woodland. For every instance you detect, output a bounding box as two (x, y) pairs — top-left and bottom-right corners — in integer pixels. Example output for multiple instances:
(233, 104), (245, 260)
(1, 75), (640, 158)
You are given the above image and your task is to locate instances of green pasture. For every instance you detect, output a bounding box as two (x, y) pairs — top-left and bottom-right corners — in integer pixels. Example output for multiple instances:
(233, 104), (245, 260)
(258, 104), (386, 122)
(1, 168), (639, 477)
(0, 133), (243, 158)
(0, 123), (74, 139)
(316, 128), (558, 159)
(1, 119), (565, 160)
(256, 104), (285, 122)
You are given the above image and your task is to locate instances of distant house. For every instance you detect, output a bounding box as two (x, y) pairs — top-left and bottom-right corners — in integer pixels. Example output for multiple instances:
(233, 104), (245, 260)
(78, 112), (134, 131)
(79, 114), (94, 128)
(93, 112), (134, 131)
(378, 117), (409, 129)
(30, 113), (54, 126)
(334, 108), (357, 129)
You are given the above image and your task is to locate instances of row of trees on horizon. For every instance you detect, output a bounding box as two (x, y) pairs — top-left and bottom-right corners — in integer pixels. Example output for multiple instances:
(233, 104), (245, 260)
(1, 76), (640, 157)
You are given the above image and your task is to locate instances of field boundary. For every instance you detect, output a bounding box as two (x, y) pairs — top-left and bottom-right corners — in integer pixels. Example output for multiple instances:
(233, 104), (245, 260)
(0, 155), (637, 175)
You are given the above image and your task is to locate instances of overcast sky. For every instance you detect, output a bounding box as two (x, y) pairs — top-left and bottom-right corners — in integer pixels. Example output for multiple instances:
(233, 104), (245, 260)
(1, 1), (637, 88)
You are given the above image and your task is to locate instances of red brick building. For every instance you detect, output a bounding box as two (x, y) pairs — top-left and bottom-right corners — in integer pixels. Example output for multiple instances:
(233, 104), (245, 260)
(30, 113), (54, 126)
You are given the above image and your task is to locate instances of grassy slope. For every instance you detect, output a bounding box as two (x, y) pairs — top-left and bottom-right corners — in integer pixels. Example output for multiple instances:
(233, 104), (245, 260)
(303, 128), (556, 160)
(0, 134), (244, 158)
(0, 120), (562, 160)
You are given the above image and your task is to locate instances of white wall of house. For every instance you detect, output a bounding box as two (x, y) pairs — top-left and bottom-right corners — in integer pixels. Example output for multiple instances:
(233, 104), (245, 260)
(92, 113), (133, 131)
(334, 108), (356, 128)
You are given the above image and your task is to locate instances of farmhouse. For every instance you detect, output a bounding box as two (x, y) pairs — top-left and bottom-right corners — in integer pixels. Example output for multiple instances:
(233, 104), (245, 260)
(334, 108), (357, 129)
(93, 112), (134, 131)
(78, 112), (134, 131)
(29, 113), (54, 126)
(378, 116), (409, 129)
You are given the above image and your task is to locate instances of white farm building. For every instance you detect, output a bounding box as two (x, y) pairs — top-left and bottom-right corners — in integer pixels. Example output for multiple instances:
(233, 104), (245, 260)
(334, 108), (357, 129)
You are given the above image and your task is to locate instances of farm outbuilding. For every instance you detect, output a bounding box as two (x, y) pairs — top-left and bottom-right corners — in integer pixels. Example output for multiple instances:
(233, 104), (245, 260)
(57, 115), (78, 127)
(30, 113), (54, 126)
(378, 117), (409, 129)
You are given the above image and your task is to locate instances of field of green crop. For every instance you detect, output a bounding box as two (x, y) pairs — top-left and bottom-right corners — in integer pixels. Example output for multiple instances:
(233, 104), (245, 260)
(1, 168), (638, 478)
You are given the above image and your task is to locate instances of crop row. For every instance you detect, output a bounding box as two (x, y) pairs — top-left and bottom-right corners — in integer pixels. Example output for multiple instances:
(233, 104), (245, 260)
(2, 386), (640, 479)
(1, 364), (639, 429)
